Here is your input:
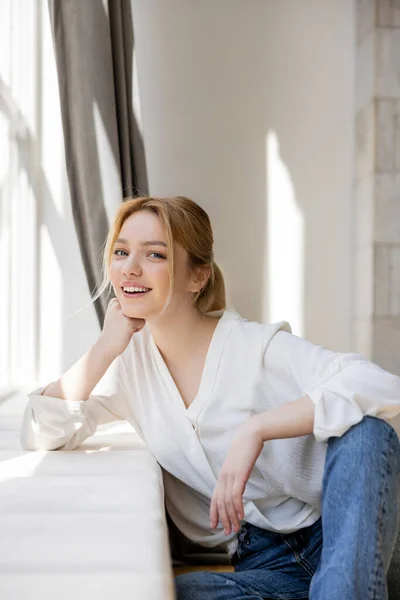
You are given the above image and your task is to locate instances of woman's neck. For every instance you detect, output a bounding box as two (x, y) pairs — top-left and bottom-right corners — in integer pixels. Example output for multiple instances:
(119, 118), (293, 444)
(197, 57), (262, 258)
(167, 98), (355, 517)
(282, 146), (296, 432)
(148, 307), (221, 364)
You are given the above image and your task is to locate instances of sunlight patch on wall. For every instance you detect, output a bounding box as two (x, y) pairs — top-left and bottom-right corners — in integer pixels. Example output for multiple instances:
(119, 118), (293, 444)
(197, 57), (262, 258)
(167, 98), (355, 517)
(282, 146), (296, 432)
(264, 130), (304, 336)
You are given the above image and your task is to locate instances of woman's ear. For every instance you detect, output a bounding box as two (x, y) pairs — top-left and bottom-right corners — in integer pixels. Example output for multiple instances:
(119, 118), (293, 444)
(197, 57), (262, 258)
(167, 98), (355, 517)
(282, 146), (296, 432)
(191, 265), (211, 293)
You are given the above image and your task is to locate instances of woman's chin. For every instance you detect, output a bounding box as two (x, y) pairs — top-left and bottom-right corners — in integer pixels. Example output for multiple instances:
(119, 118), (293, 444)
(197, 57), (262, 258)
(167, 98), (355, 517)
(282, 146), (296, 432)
(118, 298), (148, 318)
(123, 307), (148, 320)
(116, 292), (167, 321)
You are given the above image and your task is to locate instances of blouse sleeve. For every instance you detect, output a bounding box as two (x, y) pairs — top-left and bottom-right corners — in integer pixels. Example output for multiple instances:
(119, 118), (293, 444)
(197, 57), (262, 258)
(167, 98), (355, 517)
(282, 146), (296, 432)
(20, 353), (138, 451)
(263, 330), (400, 443)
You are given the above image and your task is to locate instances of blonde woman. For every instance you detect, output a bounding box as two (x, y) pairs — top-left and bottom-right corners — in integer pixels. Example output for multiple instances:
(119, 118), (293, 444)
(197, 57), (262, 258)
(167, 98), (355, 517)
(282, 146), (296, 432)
(21, 196), (400, 600)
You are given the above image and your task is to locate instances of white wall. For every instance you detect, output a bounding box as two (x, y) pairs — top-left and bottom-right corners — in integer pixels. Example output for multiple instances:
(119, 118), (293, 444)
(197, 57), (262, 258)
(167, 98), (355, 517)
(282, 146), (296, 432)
(133, 0), (355, 351)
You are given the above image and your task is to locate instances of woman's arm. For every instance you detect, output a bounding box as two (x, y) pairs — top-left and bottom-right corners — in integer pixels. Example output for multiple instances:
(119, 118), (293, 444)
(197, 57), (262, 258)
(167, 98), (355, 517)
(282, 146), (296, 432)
(20, 350), (132, 452)
(42, 337), (118, 402)
(251, 394), (315, 441)
(210, 395), (315, 534)
(43, 299), (144, 402)
(261, 331), (400, 443)
(210, 332), (400, 535)
(20, 300), (145, 451)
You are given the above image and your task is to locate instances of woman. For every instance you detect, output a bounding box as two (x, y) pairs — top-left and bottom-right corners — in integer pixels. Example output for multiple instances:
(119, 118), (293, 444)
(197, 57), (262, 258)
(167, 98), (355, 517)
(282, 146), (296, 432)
(21, 196), (400, 599)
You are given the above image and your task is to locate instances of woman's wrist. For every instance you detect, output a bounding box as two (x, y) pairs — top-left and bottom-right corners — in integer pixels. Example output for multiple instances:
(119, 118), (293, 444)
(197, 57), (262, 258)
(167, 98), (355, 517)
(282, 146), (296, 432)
(95, 335), (120, 363)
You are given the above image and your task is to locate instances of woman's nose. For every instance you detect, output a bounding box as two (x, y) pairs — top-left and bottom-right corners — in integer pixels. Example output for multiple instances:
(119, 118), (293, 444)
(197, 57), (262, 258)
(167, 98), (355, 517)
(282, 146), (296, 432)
(122, 254), (142, 276)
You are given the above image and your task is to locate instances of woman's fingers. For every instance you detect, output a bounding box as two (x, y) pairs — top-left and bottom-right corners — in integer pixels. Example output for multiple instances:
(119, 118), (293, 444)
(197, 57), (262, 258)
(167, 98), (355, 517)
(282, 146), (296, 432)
(211, 475), (246, 535)
(210, 479), (230, 534)
(232, 478), (245, 522)
(210, 488), (218, 528)
(224, 475), (240, 533)
(216, 481), (230, 534)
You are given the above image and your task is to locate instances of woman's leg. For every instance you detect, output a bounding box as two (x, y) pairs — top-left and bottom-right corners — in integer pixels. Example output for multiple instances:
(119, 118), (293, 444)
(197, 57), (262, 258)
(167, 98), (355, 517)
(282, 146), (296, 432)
(174, 568), (310, 600)
(175, 519), (323, 600)
(309, 415), (400, 600)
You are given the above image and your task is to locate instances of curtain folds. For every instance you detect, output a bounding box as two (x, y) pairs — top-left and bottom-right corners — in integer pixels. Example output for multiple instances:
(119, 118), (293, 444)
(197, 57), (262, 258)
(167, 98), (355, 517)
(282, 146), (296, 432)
(48, 0), (148, 327)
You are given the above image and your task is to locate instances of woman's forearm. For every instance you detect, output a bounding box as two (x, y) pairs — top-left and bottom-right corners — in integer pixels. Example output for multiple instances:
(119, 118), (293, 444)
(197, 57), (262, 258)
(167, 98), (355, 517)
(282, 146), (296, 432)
(252, 395), (315, 442)
(42, 337), (118, 402)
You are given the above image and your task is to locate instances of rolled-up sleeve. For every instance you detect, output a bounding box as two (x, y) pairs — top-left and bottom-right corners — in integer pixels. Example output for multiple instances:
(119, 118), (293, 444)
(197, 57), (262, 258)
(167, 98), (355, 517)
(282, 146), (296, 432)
(20, 354), (134, 451)
(264, 331), (400, 443)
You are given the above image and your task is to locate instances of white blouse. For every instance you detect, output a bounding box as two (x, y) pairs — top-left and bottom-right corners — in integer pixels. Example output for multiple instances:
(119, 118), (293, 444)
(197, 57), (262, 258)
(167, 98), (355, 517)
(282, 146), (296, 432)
(20, 309), (400, 558)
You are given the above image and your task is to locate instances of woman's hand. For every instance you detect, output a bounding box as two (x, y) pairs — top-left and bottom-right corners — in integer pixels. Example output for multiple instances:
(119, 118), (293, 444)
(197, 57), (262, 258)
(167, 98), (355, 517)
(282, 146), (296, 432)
(210, 417), (264, 536)
(100, 298), (145, 358)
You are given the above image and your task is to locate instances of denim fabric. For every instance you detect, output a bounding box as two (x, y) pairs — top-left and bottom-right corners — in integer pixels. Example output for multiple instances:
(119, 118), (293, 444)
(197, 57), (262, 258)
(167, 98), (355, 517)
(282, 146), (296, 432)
(175, 416), (400, 600)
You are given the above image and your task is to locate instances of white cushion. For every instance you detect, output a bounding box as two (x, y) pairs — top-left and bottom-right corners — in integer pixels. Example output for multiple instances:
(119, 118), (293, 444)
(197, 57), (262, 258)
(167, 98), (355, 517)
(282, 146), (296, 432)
(0, 397), (175, 600)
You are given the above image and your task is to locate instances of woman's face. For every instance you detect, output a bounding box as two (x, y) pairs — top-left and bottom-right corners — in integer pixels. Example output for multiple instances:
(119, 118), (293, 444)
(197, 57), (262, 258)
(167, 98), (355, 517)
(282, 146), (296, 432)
(109, 210), (197, 321)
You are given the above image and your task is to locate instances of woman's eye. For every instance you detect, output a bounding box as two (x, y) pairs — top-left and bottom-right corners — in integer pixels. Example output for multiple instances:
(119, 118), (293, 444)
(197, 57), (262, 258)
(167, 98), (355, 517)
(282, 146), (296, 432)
(112, 249), (166, 259)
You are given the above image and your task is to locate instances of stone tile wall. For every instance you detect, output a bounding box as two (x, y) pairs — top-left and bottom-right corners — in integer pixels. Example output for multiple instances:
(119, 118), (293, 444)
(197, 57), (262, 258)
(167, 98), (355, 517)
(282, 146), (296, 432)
(355, 0), (400, 374)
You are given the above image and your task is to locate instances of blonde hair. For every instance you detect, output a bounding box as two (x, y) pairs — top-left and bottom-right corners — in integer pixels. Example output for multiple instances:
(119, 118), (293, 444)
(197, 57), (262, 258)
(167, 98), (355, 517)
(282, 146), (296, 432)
(92, 196), (226, 316)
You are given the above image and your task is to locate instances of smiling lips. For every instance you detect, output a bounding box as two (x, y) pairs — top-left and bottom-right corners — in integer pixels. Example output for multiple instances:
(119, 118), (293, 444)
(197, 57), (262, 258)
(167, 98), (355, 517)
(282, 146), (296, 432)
(121, 284), (152, 298)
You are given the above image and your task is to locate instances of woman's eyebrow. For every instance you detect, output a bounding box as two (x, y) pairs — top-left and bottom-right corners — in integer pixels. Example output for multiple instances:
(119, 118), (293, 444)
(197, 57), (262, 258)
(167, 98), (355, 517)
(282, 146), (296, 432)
(115, 237), (167, 247)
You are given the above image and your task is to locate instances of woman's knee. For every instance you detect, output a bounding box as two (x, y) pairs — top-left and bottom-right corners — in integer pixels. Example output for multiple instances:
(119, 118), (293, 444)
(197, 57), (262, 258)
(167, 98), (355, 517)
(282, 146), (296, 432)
(325, 416), (400, 492)
(330, 416), (399, 456)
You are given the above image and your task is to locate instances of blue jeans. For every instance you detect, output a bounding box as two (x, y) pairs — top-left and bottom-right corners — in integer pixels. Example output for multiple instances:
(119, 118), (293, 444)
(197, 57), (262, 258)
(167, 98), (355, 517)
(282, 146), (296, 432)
(175, 416), (400, 599)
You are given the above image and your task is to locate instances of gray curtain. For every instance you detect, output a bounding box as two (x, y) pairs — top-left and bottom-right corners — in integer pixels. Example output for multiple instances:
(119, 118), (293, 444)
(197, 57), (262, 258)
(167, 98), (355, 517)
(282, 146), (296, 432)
(48, 0), (148, 327)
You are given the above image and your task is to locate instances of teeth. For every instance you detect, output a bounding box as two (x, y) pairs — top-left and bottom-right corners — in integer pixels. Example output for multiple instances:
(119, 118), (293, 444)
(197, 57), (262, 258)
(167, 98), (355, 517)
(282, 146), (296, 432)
(123, 286), (149, 293)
